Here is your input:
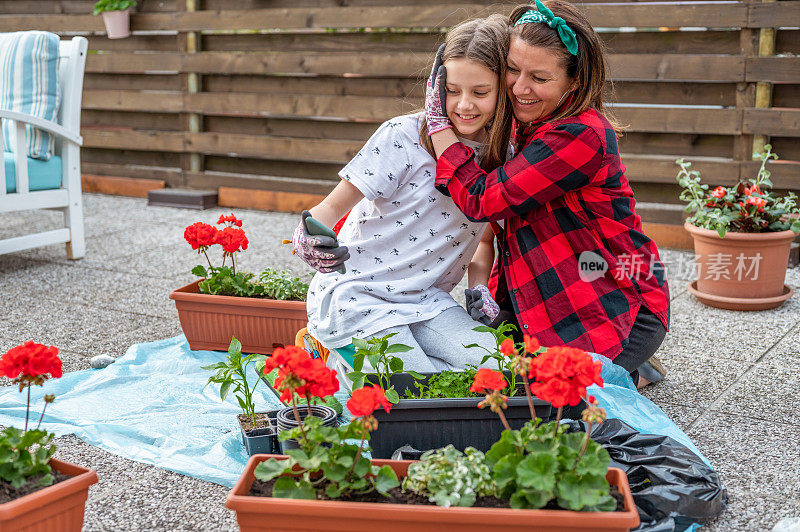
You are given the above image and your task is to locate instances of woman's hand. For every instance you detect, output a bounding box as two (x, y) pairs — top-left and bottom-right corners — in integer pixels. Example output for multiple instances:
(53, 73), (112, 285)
(291, 211), (350, 273)
(425, 44), (451, 135)
(464, 284), (500, 324)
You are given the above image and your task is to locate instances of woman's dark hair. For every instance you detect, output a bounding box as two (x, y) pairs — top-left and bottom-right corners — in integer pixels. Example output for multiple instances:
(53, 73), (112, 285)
(509, 1), (621, 134)
(419, 14), (514, 171)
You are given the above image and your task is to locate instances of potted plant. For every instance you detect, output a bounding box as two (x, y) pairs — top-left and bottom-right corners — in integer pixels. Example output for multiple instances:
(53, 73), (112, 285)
(347, 326), (582, 458)
(677, 145), (800, 310)
(225, 343), (640, 531)
(92, 0), (137, 39)
(202, 336), (281, 456)
(169, 213), (309, 354)
(0, 342), (98, 531)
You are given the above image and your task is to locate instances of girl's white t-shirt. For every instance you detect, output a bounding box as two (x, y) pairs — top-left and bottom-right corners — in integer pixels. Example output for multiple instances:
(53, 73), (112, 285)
(306, 112), (488, 349)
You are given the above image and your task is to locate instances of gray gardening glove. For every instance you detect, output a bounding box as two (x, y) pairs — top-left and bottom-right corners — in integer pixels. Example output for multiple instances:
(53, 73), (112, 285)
(291, 211), (349, 273)
(464, 284), (500, 325)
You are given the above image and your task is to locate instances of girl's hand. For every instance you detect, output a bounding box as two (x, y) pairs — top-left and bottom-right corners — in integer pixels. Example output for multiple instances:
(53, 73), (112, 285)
(464, 284), (500, 324)
(291, 211), (350, 273)
(425, 44), (451, 135)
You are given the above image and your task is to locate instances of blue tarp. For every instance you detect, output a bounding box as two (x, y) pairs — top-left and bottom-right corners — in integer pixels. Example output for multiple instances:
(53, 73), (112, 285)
(0, 335), (710, 489)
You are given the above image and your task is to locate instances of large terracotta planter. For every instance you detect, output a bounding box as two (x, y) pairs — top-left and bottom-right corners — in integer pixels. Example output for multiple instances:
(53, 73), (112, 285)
(169, 280), (307, 354)
(684, 221), (795, 310)
(0, 459), (98, 531)
(226, 454), (640, 532)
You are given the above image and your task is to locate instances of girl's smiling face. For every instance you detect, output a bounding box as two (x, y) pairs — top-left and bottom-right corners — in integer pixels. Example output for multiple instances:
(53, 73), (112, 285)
(505, 36), (575, 125)
(443, 58), (499, 141)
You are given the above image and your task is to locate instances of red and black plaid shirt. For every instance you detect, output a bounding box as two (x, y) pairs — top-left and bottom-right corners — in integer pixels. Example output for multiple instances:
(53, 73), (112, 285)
(435, 108), (670, 359)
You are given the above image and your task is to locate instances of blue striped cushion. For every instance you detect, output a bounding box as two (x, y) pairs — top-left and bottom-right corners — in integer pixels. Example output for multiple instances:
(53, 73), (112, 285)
(0, 31), (61, 161)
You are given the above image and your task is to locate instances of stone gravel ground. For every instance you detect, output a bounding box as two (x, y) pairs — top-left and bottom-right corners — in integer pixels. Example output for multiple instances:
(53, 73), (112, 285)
(1, 193), (799, 531)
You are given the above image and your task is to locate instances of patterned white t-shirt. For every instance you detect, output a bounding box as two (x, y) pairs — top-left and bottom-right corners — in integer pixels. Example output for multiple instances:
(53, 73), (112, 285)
(306, 112), (489, 349)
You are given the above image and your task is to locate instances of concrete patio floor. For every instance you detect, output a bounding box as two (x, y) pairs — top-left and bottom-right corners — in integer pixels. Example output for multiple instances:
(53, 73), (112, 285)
(1, 192), (798, 531)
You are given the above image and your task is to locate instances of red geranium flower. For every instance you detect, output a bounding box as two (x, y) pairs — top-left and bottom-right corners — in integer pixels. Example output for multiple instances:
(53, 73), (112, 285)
(499, 338), (516, 357)
(470, 368), (506, 394)
(347, 385), (392, 417)
(217, 213), (243, 227)
(215, 227), (249, 254)
(523, 334), (540, 354)
(266, 345), (339, 403)
(0, 342), (63, 380)
(528, 346), (603, 408)
(711, 186), (726, 199)
(184, 222), (218, 250)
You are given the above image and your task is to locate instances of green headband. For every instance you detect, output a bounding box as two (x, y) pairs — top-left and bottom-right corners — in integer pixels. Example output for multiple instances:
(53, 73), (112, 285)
(513, 0), (578, 56)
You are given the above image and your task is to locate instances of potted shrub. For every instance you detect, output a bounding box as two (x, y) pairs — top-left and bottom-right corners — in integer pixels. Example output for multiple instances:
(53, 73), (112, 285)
(92, 0), (137, 39)
(202, 337), (280, 456)
(677, 145), (800, 310)
(225, 344), (640, 531)
(347, 326), (581, 458)
(169, 213), (309, 354)
(0, 342), (98, 531)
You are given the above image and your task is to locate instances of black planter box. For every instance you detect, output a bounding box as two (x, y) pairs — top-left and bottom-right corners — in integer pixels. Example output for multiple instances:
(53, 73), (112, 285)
(366, 371), (585, 459)
(240, 410), (280, 456)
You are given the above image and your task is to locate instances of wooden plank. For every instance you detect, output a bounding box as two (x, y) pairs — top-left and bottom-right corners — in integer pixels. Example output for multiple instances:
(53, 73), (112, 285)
(608, 54), (744, 82)
(84, 73), (182, 91)
(218, 186), (326, 213)
(748, 2), (800, 29)
(186, 132), (361, 164)
(740, 161), (800, 188)
(743, 108), (800, 138)
(185, 171), (337, 195)
(205, 155), (341, 181)
(204, 75), (422, 99)
(82, 110), (183, 131)
(203, 32), (441, 54)
(184, 92), (415, 121)
(203, 116), (379, 141)
(81, 174), (166, 197)
(86, 53), (181, 74)
(641, 222), (693, 251)
(602, 30), (739, 55)
(82, 162), (184, 186)
(82, 90), (183, 113)
(82, 128), (185, 152)
(623, 154), (741, 185)
(620, 132), (732, 159)
(746, 57), (800, 83)
(608, 82), (736, 107)
(614, 107), (741, 135)
(773, 84), (800, 109)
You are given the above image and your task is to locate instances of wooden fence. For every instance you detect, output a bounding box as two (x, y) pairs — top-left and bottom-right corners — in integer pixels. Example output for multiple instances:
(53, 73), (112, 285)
(2, 0), (799, 227)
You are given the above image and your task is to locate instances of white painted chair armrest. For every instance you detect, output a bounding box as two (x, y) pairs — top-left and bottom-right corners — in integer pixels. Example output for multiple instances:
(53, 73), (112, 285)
(0, 109), (82, 146)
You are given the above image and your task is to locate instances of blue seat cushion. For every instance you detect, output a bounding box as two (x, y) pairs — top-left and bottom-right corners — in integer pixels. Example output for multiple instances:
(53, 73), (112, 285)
(4, 151), (62, 193)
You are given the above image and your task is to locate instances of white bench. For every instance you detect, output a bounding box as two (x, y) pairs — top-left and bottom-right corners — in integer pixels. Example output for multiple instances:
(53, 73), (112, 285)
(0, 36), (88, 259)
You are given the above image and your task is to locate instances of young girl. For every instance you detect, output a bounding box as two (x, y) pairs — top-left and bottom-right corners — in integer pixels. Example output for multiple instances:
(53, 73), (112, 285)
(291, 15), (513, 381)
(427, 1), (670, 387)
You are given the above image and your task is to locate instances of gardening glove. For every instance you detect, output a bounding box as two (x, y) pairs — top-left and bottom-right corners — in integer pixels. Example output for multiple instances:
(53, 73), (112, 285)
(425, 44), (451, 136)
(464, 284), (500, 325)
(290, 211), (350, 273)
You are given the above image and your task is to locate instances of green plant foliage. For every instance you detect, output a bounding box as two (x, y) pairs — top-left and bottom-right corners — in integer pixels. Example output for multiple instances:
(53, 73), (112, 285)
(0, 427), (56, 488)
(202, 337), (267, 426)
(253, 416), (399, 499)
(403, 445), (494, 507)
(346, 333), (422, 403)
(258, 268), (309, 301)
(92, 0), (137, 15)
(465, 322), (523, 392)
(677, 145), (800, 237)
(403, 366), (480, 399)
(192, 265), (308, 301)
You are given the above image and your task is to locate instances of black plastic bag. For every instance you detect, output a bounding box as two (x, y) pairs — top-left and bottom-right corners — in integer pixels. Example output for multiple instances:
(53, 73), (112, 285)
(564, 418), (728, 532)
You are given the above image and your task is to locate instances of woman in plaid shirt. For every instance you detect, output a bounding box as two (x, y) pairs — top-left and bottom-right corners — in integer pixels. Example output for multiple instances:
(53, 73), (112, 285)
(425, 0), (671, 387)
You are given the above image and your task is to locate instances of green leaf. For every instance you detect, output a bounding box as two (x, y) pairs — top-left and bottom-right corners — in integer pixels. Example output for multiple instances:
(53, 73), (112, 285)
(352, 456), (371, 477)
(574, 442), (610, 477)
(352, 355), (365, 373)
(272, 476), (316, 499)
(373, 465), (400, 495)
(388, 357), (404, 373)
(228, 337), (242, 356)
(492, 453), (523, 491)
(385, 344), (413, 353)
(219, 380), (231, 401)
(555, 472), (610, 511)
(254, 459), (292, 481)
(324, 482), (344, 498)
(407, 370), (424, 380)
(322, 462), (348, 482)
(517, 453), (558, 491)
(191, 265), (208, 277)
(385, 387), (399, 404)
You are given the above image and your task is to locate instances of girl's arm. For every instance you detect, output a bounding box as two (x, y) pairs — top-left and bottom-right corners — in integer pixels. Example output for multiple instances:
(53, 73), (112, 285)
(308, 179), (364, 229)
(468, 226), (495, 287)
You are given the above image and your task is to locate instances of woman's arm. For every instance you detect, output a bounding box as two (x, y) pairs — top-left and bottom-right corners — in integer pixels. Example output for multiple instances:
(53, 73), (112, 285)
(308, 179), (364, 229)
(468, 226), (495, 287)
(434, 123), (604, 223)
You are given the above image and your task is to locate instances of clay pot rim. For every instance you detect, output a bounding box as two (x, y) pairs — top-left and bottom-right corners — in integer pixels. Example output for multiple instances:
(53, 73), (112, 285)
(688, 281), (793, 310)
(169, 279), (306, 308)
(684, 221), (797, 241)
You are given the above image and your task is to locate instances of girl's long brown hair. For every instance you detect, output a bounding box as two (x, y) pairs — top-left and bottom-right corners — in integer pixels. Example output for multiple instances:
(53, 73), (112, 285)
(419, 14), (514, 172)
(509, 1), (622, 135)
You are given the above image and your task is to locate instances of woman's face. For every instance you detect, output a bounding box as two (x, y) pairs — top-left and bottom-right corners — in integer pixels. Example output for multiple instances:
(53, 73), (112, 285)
(443, 58), (499, 141)
(505, 36), (575, 125)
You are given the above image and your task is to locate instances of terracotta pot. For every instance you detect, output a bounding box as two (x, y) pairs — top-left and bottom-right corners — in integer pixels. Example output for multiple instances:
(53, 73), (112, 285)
(0, 459), (98, 532)
(169, 280), (307, 354)
(226, 454), (640, 532)
(101, 9), (131, 39)
(684, 221), (795, 310)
